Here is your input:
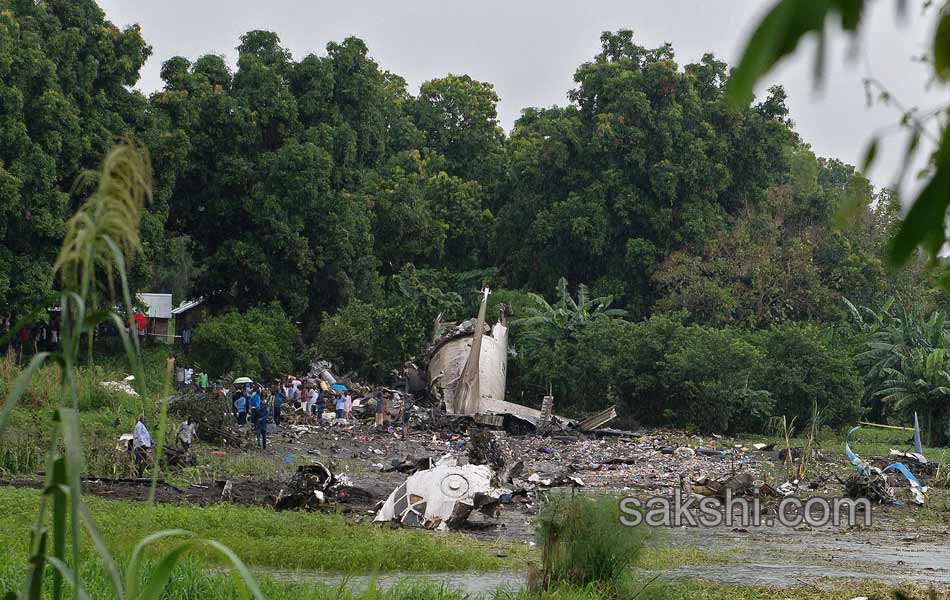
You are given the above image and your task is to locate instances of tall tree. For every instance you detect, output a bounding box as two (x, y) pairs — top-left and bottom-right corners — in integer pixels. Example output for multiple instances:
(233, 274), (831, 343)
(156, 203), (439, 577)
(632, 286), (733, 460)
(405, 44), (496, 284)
(411, 74), (506, 189)
(497, 30), (792, 314)
(147, 33), (391, 319)
(0, 0), (151, 319)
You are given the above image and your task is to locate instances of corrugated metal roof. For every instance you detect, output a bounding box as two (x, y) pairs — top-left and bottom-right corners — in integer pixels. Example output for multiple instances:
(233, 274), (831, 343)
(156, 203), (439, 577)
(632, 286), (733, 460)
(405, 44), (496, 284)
(171, 298), (203, 315)
(137, 293), (173, 319)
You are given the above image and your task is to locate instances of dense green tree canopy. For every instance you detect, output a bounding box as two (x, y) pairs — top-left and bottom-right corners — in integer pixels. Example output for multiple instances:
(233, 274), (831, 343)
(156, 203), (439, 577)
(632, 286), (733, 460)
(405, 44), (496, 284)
(0, 0), (150, 319)
(496, 32), (793, 314)
(145, 33), (502, 321)
(2, 6), (947, 433)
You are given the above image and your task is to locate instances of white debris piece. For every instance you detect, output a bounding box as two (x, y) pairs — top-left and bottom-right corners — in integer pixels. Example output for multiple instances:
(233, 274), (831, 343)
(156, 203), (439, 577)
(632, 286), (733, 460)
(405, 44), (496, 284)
(777, 481), (797, 496)
(374, 454), (509, 529)
(101, 375), (138, 397)
(889, 449), (928, 464)
(673, 446), (696, 460)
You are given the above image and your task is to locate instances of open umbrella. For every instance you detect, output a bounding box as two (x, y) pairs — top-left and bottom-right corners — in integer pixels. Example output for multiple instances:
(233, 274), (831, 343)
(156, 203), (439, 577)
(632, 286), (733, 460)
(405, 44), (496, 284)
(330, 384), (347, 391)
(233, 377), (253, 385)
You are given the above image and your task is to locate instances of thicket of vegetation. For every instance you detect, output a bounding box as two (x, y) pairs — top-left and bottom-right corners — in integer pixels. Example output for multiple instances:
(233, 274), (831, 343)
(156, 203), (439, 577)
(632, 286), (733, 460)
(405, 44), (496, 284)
(191, 303), (303, 381)
(3, 0), (950, 435)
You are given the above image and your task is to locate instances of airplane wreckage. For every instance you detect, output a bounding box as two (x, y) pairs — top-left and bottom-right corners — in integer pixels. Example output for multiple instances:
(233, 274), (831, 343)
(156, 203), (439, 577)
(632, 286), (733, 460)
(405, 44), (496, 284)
(425, 287), (617, 434)
(375, 288), (614, 530)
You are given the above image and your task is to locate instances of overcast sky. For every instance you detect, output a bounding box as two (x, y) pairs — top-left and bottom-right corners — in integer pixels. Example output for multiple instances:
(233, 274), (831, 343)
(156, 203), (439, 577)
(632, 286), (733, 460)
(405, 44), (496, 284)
(99, 0), (945, 194)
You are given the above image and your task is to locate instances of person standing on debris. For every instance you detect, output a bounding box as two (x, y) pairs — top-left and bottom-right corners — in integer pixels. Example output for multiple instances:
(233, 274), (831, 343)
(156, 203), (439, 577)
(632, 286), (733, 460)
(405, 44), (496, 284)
(249, 385), (261, 425)
(287, 378), (300, 411)
(230, 385), (242, 413)
(334, 392), (346, 420)
(343, 391), (352, 420)
(235, 391), (247, 426)
(374, 390), (385, 429)
(313, 385), (325, 424)
(255, 398), (270, 449)
(177, 417), (197, 451)
(273, 385), (285, 428)
(132, 416), (152, 477)
(299, 381), (309, 415)
(307, 384), (318, 419)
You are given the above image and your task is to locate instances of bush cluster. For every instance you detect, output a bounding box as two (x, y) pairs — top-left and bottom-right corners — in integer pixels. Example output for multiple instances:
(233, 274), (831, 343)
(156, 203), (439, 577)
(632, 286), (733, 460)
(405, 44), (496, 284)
(191, 303), (305, 381)
(510, 316), (863, 434)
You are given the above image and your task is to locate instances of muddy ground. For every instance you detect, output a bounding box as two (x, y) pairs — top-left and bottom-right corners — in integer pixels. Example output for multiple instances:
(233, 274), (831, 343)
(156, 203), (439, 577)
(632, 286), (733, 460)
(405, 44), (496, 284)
(5, 419), (949, 589)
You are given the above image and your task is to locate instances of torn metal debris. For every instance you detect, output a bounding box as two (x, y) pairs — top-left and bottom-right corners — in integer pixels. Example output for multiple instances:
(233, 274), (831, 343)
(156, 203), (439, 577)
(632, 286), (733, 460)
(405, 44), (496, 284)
(274, 462), (355, 511)
(577, 405), (618, 432)
(844, 426), (928, 505)
(691, 473), (782, 501)
(374, 455), (510, 530)
(427, 288), (552, 428)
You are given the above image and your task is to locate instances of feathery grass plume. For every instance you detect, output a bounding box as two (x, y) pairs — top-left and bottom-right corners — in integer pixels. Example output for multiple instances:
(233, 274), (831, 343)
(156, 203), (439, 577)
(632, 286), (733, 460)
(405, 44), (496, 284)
(54, 139), (152, 299)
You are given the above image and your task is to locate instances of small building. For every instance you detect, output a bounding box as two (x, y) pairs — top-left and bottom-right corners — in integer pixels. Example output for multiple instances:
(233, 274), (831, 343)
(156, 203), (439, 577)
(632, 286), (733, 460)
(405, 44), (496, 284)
(170, 298), (207, 345)
(137, 293), (173, 340)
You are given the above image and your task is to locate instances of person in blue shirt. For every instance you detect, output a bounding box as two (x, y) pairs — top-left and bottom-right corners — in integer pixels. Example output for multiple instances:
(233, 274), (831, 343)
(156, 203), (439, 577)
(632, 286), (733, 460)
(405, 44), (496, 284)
(273, 385), (285, 428)
(249, 387), (261, 425)
(235, 393), (247, 426)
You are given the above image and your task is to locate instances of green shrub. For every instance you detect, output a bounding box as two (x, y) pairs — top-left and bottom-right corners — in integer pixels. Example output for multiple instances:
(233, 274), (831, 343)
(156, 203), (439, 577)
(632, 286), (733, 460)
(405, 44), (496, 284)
(582, 315), (684, 422)
(662, 326), (768, 433)
(509, 314), (774, 433)
(316, 265), (465, 381)
(0, 434), (44, 475)
(191, 302), (304, 381)
(536, 495), (650, 592)
(511, 313), (871, 434)
(317, 300), (427, 382)
(753, 323), (863, 430)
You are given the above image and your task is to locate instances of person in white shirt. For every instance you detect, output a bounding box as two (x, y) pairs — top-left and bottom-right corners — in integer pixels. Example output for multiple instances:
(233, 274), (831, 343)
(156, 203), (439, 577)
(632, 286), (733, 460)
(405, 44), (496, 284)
(132, 416), (152, 477)
(177, 418), (197, 451)
(307, 386), (318, 419)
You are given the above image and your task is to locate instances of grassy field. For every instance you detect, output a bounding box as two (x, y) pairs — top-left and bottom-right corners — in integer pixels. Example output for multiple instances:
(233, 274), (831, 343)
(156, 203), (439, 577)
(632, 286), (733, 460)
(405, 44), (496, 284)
(2, 486), (935, 599)
(0, 487), (526, 574)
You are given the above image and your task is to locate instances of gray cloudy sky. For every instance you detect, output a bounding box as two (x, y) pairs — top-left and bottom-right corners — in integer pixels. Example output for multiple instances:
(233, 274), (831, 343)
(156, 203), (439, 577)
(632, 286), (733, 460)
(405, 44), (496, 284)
(99, 0), (945, 193)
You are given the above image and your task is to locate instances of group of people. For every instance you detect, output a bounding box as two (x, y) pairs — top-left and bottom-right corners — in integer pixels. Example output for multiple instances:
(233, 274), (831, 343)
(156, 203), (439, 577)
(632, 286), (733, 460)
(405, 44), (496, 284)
(126, 375), (415, 476)
(172, 360), (209, 393)
(232, 383), (270, 448)
(129, 415), (197, 476)
(2, 317), (60, 357)
(228, 377), (362, 449)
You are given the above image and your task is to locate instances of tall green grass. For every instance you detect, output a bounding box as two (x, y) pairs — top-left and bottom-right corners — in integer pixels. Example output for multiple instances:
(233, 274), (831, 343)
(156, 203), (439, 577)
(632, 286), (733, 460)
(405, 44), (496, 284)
(535, 495), (654, 596)
(0, 548), (497, 600)
(0, 139), (264, 600)
(0, 433), (45, 476)
(0, 487), (526, 574)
